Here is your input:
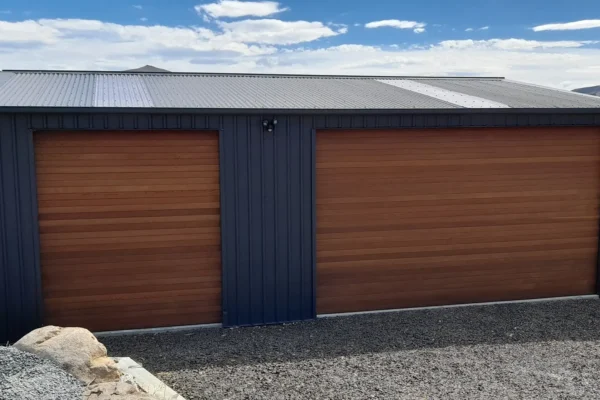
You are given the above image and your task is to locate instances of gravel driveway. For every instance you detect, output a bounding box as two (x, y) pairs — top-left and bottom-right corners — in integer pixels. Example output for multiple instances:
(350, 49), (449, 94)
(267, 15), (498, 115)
(103, 298), (600, 400)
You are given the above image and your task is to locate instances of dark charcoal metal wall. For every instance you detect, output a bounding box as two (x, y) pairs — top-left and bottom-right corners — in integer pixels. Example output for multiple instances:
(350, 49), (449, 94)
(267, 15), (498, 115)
(220, 116), (315, 326)
(1, 111), (600, 341)
(0, 114), (42, 343)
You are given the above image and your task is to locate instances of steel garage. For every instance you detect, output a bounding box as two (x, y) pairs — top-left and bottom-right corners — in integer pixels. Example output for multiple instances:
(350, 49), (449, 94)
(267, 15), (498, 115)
(1, 70), (600, 342)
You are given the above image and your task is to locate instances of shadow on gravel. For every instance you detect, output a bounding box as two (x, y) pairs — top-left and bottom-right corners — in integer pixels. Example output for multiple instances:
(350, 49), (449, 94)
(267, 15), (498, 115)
(102, 298), (600, 373)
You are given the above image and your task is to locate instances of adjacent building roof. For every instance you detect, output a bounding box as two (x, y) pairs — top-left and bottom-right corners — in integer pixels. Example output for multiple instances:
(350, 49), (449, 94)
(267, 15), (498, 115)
(0, 70), (599, 111)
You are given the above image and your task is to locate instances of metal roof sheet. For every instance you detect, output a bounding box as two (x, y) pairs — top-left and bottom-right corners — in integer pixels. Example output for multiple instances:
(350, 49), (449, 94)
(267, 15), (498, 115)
(377, 79), (510, 108)
(419, 78), (600, 109)
(94, 74), (154, 108)
(0, 71), (599, 110)
(0, 72), (14, 91)
(0, 72), (95, 107)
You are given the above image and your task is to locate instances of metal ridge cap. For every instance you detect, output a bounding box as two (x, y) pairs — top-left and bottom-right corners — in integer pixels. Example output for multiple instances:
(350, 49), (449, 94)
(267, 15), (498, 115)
(1, 69), (506, 80)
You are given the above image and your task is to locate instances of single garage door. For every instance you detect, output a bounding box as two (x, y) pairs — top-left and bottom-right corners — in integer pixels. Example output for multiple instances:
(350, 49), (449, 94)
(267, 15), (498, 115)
(35, 131), (221, 331)
(317, 128), (600, 314)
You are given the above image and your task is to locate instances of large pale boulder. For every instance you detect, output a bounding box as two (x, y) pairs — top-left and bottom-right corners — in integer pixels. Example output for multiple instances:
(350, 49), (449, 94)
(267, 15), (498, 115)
(14, 326), (121, 384)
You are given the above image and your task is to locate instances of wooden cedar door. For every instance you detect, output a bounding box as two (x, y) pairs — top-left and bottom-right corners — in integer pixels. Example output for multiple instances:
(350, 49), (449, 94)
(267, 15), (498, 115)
(316, 128), (600, 314)
(35, 131), (221, 331)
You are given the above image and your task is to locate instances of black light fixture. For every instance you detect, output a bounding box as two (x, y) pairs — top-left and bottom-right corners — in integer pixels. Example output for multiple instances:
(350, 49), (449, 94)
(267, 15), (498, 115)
(262, 118), (278, 132)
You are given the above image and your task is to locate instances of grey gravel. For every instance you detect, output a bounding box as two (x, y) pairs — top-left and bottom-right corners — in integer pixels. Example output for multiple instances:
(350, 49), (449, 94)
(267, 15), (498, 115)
(103, 298), (600, 400)
(0, 346), (84, 400)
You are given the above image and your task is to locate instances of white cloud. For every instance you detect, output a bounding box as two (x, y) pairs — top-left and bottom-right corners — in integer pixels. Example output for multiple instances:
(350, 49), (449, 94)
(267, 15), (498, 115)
(328, 22), (348, 34)
(365, 19), (427, 33)
(0, 20), (60, 43)
(353, 23), (361, 27)
(533, 19), (600, 31)
(140, 17), (148, 22)
(1, 18), (600, 90)
(195, 0), (287, 18)
(439, 38), (595, 50)
(466, 26), (489, 32)
(217, 19), (341, 45)
(133, 5), (143, 10)
(0, 18), (277, 56)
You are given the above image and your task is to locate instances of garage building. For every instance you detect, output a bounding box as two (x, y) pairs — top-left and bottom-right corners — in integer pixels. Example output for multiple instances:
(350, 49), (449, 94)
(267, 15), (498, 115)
(1, 70), (600, 342)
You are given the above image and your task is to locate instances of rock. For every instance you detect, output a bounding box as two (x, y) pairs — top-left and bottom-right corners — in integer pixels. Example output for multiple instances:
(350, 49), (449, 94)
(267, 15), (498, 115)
(14, 325), (121, 384)
(85, 381), (157, 400)
(90, 357), (122, 382)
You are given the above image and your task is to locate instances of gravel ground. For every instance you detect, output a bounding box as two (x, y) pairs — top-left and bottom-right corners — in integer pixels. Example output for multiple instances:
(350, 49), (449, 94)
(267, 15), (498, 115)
(103, 298), (600, 400)
(0, 346), (83, 400)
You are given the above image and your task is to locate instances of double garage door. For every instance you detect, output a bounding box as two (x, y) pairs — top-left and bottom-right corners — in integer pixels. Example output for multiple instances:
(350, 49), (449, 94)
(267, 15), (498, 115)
(35, 127), (598, 331)
(317, 128), (599, 314)
(35, 131), (221, 331)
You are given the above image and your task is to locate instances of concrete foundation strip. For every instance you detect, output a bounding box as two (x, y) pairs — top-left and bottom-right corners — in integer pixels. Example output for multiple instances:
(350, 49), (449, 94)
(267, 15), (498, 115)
(112, 357), (186, 400)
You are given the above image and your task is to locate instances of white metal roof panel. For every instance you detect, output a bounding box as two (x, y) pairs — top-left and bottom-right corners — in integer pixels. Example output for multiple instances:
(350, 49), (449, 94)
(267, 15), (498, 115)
(378, 79), (510, 108)
(94, 74), (154, 107)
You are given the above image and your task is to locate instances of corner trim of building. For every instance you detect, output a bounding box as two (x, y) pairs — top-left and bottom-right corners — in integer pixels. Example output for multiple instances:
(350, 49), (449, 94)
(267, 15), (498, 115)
(218, 127), (228, 327)
(317, 295), (600, 319)
(26, 128), (43, 327)
(310, 128), (317, 318)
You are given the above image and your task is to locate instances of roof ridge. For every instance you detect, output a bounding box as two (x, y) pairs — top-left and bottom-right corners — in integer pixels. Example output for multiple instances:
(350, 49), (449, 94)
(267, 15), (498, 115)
(1, 70), (506, 80)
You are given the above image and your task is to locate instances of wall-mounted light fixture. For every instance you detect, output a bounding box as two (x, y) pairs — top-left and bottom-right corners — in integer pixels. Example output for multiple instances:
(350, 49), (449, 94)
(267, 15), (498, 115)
(262, 118), (278, 133)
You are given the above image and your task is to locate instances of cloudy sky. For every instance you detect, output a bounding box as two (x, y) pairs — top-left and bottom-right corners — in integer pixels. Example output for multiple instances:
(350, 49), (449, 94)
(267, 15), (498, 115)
(0, 0), (599, 89)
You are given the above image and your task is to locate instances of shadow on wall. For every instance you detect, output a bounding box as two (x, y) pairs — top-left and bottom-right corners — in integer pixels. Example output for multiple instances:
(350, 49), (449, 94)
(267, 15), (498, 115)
(102, 298), (600, 373)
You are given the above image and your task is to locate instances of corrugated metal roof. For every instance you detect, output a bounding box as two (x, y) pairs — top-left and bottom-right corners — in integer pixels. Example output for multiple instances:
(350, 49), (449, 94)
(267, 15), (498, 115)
(0, 71), (599, 110)
(94, 74), (154, 108)
(0, 72), (14, 91)
(420, 78), (600, 109)
(377, 79), (510, 108)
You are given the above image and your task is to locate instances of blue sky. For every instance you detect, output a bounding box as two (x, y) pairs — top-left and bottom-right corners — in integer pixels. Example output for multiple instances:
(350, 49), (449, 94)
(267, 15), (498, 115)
(0, 0), (599, 88)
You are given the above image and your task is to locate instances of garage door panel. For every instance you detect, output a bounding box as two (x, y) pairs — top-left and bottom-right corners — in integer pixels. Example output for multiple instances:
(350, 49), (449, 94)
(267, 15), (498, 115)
(318, 220), (596, 240)
(318, 282), (596, 315)
(40, 245), (220, 262)
(41, 226), (221, 241)
(317, 127), (600, 142)
(36, 130), (222, 331)
(320, 201), (597, 218)
(43, 279), (220, 299)
(317, 127), (600, 314)
(43, 261), (222, 279)
(50, 311), (222, 332)
(318, 177), (597, 192)
(319, 239), (598, 263)
(318, 236), (598, 258)
(41, 249), (221, 266)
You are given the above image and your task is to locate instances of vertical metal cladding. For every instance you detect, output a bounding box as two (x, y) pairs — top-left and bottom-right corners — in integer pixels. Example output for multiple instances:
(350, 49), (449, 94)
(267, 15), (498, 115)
(0, 114), (42, 343)
(1, 111), (599, 341)
(220, 115), (316, 326)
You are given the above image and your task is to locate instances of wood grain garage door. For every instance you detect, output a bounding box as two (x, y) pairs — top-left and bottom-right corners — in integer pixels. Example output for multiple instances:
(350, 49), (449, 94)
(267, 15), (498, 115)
(317, 127), (600, 314)
(35, 131), (221, 331)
